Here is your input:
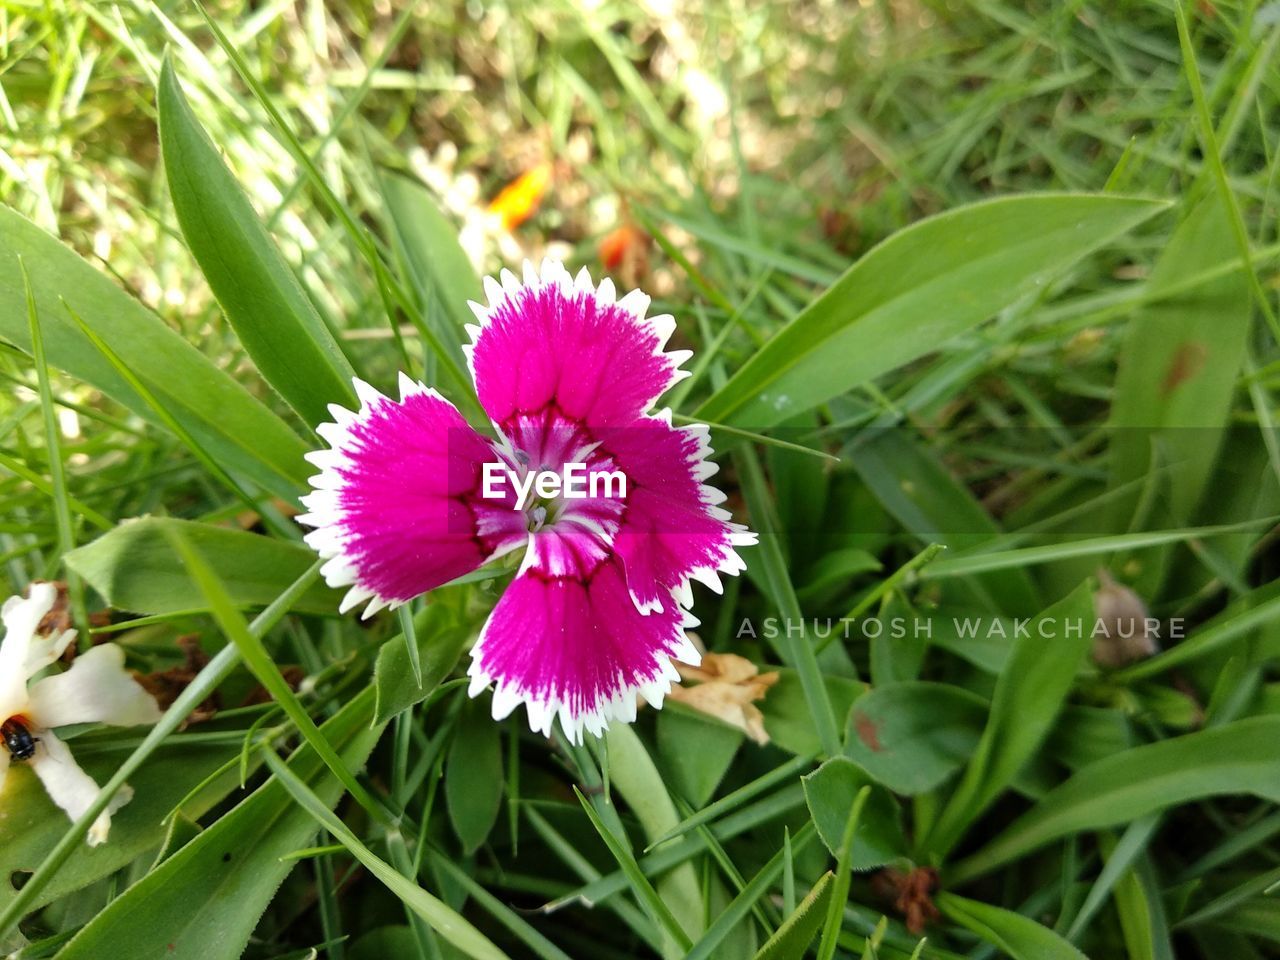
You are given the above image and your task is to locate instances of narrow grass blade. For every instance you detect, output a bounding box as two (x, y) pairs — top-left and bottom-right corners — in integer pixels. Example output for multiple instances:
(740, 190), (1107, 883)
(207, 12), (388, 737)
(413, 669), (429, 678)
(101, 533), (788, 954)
(165, 526), (391, 828)
(696, 195), (1167, 428)
(736, 445), (842, 756)
(398, 603), (423, 687)
(1065, 816), (1161, 941)
(573, 786), (694, 954)
(919, 518), (1276, 580)
(600, 723), (703, 940)
(0, 561), (323, 939)
(754, 870), (834, 960)
(263, 750), (510, 960)
(647, 753), (816, 849)
(430, 853), (572, 960)
(685, 822), (817, 960)
(936, 892), (1086, 960)
(923, 583), (1094, 859)
(815, 785), (871, 960)
(1173, 0), (1280, 342)
(951, 717), (1280, 882)
(158, 56), (358, 425)
(20, 257), (89, 637)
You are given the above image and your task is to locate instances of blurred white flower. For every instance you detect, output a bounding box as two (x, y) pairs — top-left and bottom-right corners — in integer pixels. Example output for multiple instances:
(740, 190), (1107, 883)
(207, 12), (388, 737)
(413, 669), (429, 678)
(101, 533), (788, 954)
(0, 583), (162, 845)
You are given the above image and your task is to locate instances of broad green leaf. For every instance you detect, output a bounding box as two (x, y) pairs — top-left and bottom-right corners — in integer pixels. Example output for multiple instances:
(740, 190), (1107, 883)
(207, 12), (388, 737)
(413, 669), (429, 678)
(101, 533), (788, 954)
(761, 668), (864, 757)
(928, 608), (1016, 673)
(1109, 196), (1250, 529)
(1047, 705), (1134, 772)
(753, 872), (834, 960)
(952, 716), (1280, 883)
(446, 700), (505, 854)
(350, 927), (419, 960)
(802, 757), (908, 871)
(158, 58), (357, 427)
(695, 194), (1166, 428)
(380, 172), (480, 363)
(0, 738), (242, 917)
(924, 582), (1095, 859)
(65, 518), (340, 615)
(0, 206), (308, 500)
(936, 892), (1087, 960)
(57, 690), (384, 960)
(841, 682), (987, 795)
(657, 707), (743, 808)
(373, 603), (471, 724)
(848, 429), (1040, 614)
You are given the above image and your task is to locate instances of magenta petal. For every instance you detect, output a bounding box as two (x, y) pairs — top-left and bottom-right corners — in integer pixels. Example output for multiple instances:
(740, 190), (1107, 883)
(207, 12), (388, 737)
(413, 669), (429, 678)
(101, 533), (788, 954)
(466, 260), (690, 429)
(601, 414), (757, 615)
(299, 375), (527, 617)
(467, 525), (699, 744)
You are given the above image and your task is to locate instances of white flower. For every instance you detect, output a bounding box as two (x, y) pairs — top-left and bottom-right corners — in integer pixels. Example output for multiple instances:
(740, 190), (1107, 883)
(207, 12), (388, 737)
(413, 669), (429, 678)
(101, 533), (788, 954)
(0, 583), (162, 845)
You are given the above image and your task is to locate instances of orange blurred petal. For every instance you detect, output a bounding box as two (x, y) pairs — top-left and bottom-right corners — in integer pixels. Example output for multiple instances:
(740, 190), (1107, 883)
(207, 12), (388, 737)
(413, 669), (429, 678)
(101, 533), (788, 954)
(487, 163), (552, 232)
(599, 224), (643, 270)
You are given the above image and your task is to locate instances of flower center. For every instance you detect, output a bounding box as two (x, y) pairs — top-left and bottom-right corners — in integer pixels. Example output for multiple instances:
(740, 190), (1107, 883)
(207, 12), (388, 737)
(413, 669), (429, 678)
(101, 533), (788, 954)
(524, 472), (564, 532)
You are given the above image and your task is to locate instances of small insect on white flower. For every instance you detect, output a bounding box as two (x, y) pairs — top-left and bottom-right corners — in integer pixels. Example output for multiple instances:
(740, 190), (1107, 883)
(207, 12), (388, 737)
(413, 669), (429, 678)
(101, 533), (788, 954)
(0, 582), (162, 845)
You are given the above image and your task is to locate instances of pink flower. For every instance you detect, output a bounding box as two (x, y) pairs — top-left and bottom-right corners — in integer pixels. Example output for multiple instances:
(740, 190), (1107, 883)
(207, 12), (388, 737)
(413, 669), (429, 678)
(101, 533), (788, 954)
(299, 260), (756, 743)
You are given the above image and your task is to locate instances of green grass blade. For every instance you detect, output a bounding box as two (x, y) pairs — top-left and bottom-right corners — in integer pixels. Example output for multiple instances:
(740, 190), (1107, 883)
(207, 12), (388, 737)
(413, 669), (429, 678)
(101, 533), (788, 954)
(754, 870), (834, 960)
(685, 823), (816, 960)
(735, 445), (842, 756)
(936, 892), (1087, 960)
(646, 753), (816, 849)
(430, 853), (573, 960)
(951, 717), (1280, 882)
(0, 207), (308, 499)
(164, 525), (392, 828)
(924, 582), (1095, 859)
(573, 786), (694, 955)
(0, 560), (323, 940)
(20, 257), (89, 637)
(158, 56), (357, 425)
(815, 785), (871, 960)
(1173, 0), (1280, 342)
(398, 603), (423, 687)
(695, 194), (1167, 428)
